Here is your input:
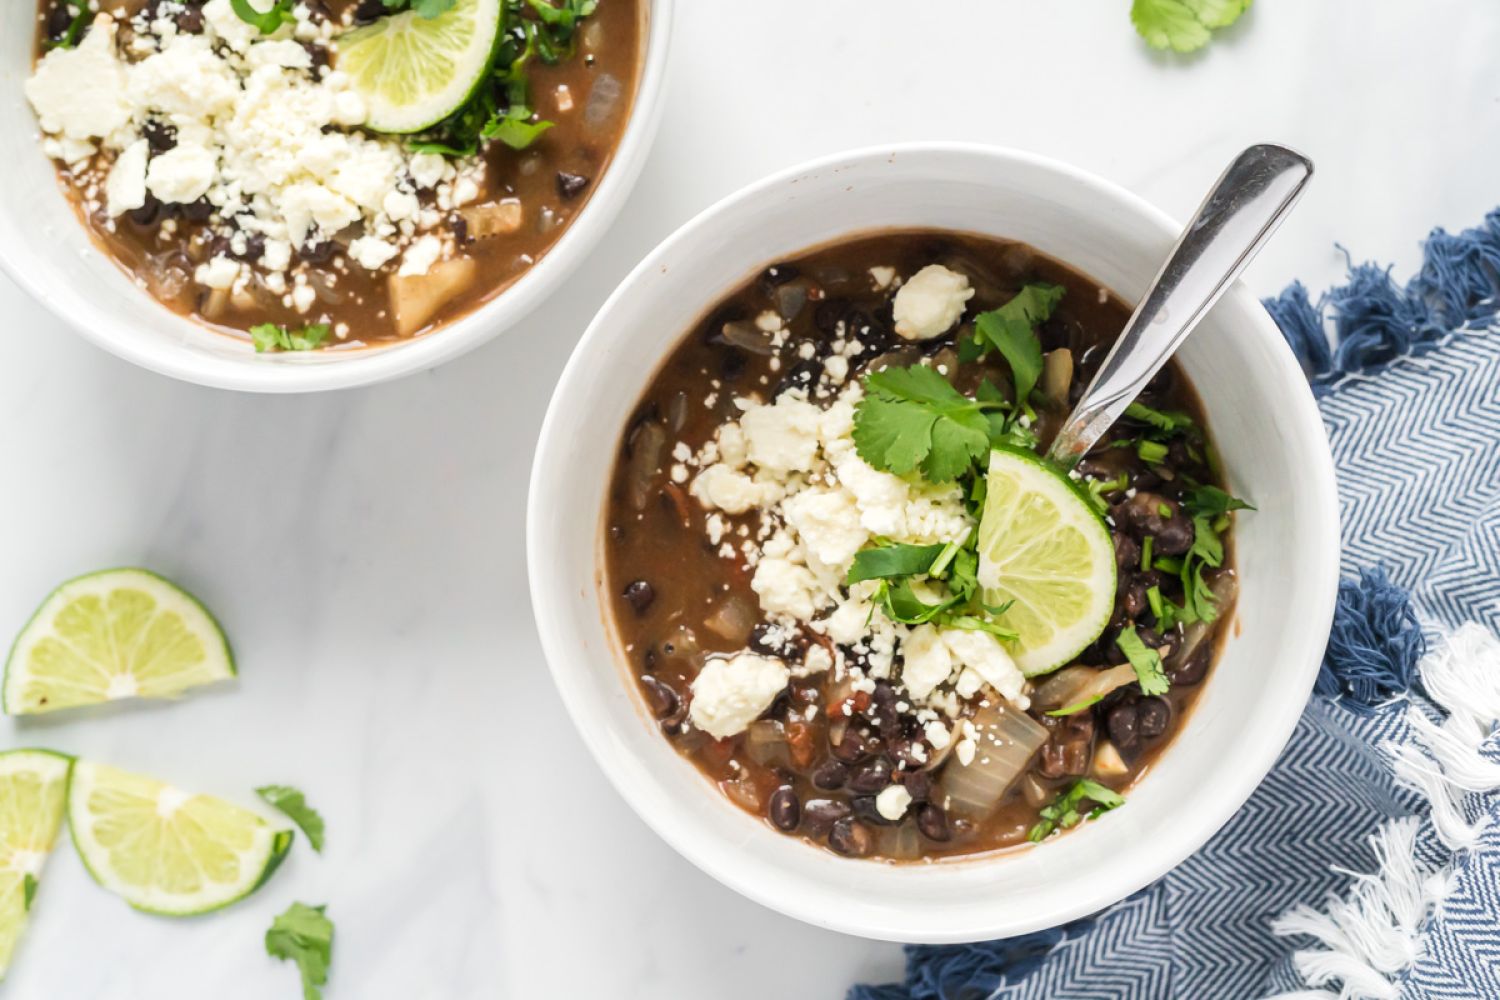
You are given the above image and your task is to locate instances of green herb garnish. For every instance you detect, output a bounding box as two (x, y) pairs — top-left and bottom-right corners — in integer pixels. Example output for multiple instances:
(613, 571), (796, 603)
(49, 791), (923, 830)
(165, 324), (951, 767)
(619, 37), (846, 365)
(1131, 0), (1251, 54)
(1136, 439), (1169, 465)
(845, 541), (948, 585)
(250, 323), (331, 353)
(230, 0), (298, 35)
(1045, 694), (1107, 717)
(852, 364), (997, 483)
(1124, 401), (1196, 435)
(266, 902), (334, 1000)
(256, 785), (326, 853)
(1116, 625), (1170, 696)
(384, 0), (460, 16)
(46, 0), (88, 49)
(958, 283), (1065, 404)
(1027, 779), (1125, 842)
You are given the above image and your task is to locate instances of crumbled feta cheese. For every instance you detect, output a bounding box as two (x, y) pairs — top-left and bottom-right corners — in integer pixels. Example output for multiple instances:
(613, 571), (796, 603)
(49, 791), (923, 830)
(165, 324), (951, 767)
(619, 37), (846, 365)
(875, 784), (913, 821)
(751, 554), (825, 621)
(146, 143), (217, 204)
(901, 625), (955, 701)
(409, 152), (448, 189)
(105, 139), (149, 217)
(291, 283), (317, 313)
(940, 629), (1027, 706)
(781, 487), (868, 571)
(869, 265), (897, 290)
(688, 652), (790, 739)
(892, 264), (974, 340)
(924, 720), (952, 749)
(798, 644), (834, 677)
(349, 236), (400, 271)
(740, 396), (823, 473)
(195, 255), (241, 290)
(691, 464), (777, 515)
(24, 17), (133, 142)
(398, 235), (444, 277)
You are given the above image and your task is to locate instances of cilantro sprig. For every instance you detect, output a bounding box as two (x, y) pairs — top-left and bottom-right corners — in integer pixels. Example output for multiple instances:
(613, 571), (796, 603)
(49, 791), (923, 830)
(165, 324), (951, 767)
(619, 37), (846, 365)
(1116, 625), (1170, 696)
(852, 365), (998, 483)
(1026, 779), (1125, 842)
(257, 785), (326, 853)
(266, 902), (334, 1000)
(959, 283), (1064, 405)
(250, 323), (331, 353)
(230, 0), (298, 35)
(849, 535), (1018, 641)
(1131, 0), (1252, 54)
(46, 0), (89, 49)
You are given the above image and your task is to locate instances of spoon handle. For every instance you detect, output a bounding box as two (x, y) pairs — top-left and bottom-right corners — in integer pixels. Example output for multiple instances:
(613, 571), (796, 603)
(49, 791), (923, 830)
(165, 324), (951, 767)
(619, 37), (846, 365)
(1047, 143), (1314, 468)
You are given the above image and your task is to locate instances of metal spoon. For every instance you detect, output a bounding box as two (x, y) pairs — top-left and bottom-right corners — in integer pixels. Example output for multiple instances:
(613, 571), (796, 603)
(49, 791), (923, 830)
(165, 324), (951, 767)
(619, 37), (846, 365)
(1046, 143), (1314, 468)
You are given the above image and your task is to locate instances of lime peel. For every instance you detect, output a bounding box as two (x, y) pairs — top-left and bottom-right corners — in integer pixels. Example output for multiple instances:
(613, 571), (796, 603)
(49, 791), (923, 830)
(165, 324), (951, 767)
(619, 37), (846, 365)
(0, 749), (72, 979)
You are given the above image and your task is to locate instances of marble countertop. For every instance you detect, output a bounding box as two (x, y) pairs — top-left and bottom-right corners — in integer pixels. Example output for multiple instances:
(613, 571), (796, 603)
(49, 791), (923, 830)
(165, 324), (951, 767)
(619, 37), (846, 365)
(2, 2), (1497, 997)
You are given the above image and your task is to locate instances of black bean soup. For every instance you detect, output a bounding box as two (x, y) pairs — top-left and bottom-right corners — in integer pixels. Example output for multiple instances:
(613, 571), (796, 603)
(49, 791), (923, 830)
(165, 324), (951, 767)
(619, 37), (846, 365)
(605, 230), (1239, 862)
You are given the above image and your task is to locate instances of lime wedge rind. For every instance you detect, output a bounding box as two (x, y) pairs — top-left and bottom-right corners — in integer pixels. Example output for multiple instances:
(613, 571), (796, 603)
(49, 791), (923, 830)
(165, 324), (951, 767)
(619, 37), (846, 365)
(977, 446), (1117, 678)
(0, 749), (72, 979)
(3, 568), (235, 717)
(339, 0), (504, 134)
(67, 761), (293, 917)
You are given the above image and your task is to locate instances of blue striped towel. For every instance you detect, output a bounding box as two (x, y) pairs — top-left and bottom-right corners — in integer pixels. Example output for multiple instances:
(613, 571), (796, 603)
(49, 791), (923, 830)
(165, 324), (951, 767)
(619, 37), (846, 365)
(851, 211), (1500, 1000)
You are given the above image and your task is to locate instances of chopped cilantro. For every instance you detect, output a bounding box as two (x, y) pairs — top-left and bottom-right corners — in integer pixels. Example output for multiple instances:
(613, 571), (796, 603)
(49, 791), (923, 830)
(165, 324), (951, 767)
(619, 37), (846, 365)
(1156, 502), (1173, 519)
(230, 0), (297, 34)
(256, 785), (326, 853)
(1184, 484), (1254, 517)
(1081, 472), (1129, 516)
(1045, 694), (1107, 717)
(1136, 439), (1168, 465)
(1124, 401), (1196, 436)
(266, 903), (334, 1000)
(1027, 779), (1125, 842)
(1116, 625), (1170, 696)
(958, 284), (1064, 404)
(46, 0), (88, 49)
(1131, 0), (1250, 53)
(250, 323), (331, 354)
(1140, 535), (1154, 572)
(852, 365), (995, 483)
(845, 542), (947, 585)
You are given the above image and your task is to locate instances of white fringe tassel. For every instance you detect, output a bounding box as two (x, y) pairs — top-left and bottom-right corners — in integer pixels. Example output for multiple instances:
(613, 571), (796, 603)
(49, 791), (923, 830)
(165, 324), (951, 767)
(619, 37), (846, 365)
(1266, 623), (1500, 1000)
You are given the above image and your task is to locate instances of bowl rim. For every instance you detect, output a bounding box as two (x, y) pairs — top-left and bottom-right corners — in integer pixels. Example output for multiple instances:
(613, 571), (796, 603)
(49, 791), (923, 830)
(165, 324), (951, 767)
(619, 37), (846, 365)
(527, 141), (1341, 941)
(0, 0), (674, 394)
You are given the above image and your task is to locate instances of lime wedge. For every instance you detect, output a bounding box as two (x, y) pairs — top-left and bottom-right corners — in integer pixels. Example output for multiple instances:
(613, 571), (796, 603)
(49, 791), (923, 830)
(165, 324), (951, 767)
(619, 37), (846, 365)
(0, 750), (71, 979)
(338, 0), (504, 134)
(68, 761), (293, 916)
(3, 569), (234, 716)
(977, 448), (1117, 677)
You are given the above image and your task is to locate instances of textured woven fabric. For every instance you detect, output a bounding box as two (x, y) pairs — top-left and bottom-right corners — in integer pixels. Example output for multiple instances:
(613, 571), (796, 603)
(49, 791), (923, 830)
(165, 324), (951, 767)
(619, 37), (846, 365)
(850, 215), (1500, 1000)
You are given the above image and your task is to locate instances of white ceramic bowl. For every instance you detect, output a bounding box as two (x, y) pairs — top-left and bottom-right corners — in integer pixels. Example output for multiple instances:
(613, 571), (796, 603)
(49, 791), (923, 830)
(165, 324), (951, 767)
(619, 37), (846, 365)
(528, 144), (1340, 942)
(0, 1), (672, 393)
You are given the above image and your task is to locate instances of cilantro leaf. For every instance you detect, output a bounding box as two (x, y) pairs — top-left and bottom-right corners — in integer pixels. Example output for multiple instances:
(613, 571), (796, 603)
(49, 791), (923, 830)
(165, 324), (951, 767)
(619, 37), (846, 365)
(846, 542), (947, 585)
(1131, 0), (1250, 53)
(256, 785), (326, 853)
(46, 0), (89, 49)
(266, 903), (334, 1000)
(249, 323), (331, 354)
(852, 365), (991, 483)
(1026, 779), (1125, 842)
(484, 114), (554, 150)
(1183, 484), (1253, 517)
(230, 0), (297, 35)
(22, 874), (36, 911)
(874, 578), (959, 625)
(1045, 694), (1107, 717)
(960, 284), (1064, 404)
(1116, 625), (1170, 696)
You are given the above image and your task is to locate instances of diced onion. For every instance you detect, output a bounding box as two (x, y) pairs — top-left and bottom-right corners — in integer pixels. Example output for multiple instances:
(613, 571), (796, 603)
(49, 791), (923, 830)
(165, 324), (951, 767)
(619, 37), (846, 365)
(1031, 664), (1137, 714)
(745, 720), (790, 768)
(1043, 349), (1074, 405)
(939, 702), (1048, 819)
(703, 595), (757, 645)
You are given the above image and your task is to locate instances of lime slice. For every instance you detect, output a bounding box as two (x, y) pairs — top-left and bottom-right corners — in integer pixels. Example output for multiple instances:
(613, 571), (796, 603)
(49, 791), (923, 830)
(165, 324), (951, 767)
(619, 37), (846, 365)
(68, 761), (293, 916)
(0, 750), (71, 979)
(338, 0), (504, 134)
(977, 448), (1117, 677)
(3, 569), (234, 716)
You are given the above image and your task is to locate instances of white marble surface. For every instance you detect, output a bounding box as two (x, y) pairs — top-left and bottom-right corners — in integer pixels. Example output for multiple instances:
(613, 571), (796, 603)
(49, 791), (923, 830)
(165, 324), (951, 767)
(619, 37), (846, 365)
(1, 2), (1497, 997)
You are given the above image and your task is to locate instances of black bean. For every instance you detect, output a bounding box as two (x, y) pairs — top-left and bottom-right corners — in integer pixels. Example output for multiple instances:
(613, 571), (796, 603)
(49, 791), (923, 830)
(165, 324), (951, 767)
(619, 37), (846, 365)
(639, 675), (677, 720)
(828, 818), (873, 857)
(451, 215), (472, 245)
(300, 240), (337, 264)
(233, 232), (266, 263)
(916, 803), (951, 842)
(810, 759), (848, 791)
(556, 171), (591, 200)
(1170, 645), (1211, 686)
(850, 795), (897, 827)
(829, 726), (872, 763)
(801, 798), (850, 837)
(848, 758), (892, 794)
(1114, 533), (1140, 573)
(813, 299), (847, 335)
(178, 199), (214, 223)
(46, 3), (74, 40)
(621, 580), (655, 615)
(768, 787), (800, 831)
(1106, 702), (1140, 752)
(142, 119), (177, 154)
(901, 770), (934, 803)
(1039, 712), (1095, 778)
(1153, 515), (1195, 557)
(302, 43), (331, 71)
(353, 0), (386, 22)
(174, 4), (204, 33)
(717, 348), (747, 382)
(128, 195), (164, 228)
(773, 358), (821, 398)
(1138, 697), (1171, 738)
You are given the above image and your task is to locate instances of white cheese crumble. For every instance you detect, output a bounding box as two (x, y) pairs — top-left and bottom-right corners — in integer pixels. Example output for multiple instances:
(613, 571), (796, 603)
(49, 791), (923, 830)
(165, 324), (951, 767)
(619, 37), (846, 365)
(892, 264), (975, 340)
(875, 784), (913, 821)
(688, 652), (791, 739)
